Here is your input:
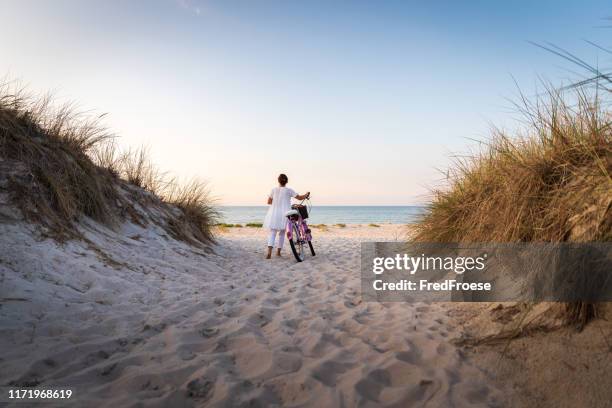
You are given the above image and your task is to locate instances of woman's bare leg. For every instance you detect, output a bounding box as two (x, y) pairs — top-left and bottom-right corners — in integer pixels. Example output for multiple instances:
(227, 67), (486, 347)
(266, 246), (273, 259)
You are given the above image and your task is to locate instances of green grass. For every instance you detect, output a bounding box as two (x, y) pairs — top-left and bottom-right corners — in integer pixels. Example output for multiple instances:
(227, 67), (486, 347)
(246, 222), (263, 227)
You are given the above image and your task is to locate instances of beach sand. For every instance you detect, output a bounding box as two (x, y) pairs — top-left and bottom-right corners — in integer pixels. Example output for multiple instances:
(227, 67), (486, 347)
(206, 225), (506, 406)
(1, 221), (507, 407)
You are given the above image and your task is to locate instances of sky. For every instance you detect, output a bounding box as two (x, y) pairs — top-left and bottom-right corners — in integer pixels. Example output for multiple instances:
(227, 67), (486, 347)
(1, 1), (610, 205)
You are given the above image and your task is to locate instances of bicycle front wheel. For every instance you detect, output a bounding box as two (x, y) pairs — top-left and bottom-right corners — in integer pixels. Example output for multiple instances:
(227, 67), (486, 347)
(289, 223), (305, 262)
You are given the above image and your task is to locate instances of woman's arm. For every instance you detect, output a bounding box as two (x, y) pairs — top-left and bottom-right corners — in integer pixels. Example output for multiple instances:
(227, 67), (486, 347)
(267, 197), (273, 205)
(295, 191), (310, 200)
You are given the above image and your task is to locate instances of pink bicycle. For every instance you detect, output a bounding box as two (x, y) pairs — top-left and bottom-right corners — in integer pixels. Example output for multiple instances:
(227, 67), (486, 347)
(285, 197), (315, 262)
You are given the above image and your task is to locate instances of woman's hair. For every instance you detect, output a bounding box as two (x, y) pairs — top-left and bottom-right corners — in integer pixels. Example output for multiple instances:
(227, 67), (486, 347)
(278, 173), (288, 186)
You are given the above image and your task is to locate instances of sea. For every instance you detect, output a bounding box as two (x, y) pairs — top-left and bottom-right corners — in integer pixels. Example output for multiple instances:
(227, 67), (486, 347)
(216, 206), (427, 225)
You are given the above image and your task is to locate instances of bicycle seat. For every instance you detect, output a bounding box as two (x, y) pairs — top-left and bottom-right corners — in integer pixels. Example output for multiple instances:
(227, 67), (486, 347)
(285, 209), (299, 217)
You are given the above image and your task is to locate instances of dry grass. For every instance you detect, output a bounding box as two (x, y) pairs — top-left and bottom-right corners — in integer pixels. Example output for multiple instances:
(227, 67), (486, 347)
(0, 85), (119, 238)
(164, 179), (217, 244)
(414, 87), (611, 328)
(117, 147), (166, 193)
(0, 82), (217, 245)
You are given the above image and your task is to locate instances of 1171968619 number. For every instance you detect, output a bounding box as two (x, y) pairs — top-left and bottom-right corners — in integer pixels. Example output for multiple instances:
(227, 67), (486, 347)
(8, 389), (73, 399)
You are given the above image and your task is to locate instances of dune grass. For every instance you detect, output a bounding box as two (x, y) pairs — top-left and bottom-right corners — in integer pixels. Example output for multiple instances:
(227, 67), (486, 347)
(369, 223), (380, 227)
(413, 87), (611, 328)
(0, 82), (217, 245)
(164, 179), (217, 244)
(414, 88), (610, 243)
(0, 87), (119, 236)
(335, 223), (347, 228)
(246, 222), (263, 227)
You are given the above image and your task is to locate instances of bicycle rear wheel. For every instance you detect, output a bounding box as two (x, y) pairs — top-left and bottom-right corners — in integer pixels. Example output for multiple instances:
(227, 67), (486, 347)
(289, 223), (305, 262)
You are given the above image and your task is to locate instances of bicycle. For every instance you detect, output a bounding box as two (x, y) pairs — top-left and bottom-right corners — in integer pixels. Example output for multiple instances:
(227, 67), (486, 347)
(285, 196), (315, 262)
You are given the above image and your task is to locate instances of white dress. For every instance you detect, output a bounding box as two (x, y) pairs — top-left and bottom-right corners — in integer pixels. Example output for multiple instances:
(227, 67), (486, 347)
(264, 186), (297, 230)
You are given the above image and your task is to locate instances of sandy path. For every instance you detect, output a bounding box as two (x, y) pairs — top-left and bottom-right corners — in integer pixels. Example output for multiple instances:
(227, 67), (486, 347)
(179, 226), (505, 407)
(1, 225), (506, 407)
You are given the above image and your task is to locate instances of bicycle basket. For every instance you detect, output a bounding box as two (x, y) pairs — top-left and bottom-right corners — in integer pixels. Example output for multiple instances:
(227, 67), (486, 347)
(291, 204), (309, 219)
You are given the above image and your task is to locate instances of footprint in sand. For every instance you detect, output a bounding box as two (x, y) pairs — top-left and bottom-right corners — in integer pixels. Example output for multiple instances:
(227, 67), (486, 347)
(311, 360), (355, 387)
(395, 340), (421, 364)
(229, 336), (274, 379)
(355, 368), (392, 401)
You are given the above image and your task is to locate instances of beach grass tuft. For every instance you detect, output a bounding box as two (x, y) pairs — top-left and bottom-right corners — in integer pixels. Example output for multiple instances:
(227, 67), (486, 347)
(246, 222), (263, 227)
(335, 223), (347, 228)
(413, 86), (611, 328)
(369, 223), (380, 227)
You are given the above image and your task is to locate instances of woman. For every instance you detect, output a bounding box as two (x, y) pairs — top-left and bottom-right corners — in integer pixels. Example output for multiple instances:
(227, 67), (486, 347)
(263, 174), (310, 259)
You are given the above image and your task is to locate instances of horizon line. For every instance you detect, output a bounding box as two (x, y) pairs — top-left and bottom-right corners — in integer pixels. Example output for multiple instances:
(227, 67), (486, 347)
(215, 204), (428, 207)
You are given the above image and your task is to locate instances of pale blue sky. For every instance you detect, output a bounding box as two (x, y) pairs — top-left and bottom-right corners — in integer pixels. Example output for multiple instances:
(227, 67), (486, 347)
(1, 1), (609, 204)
